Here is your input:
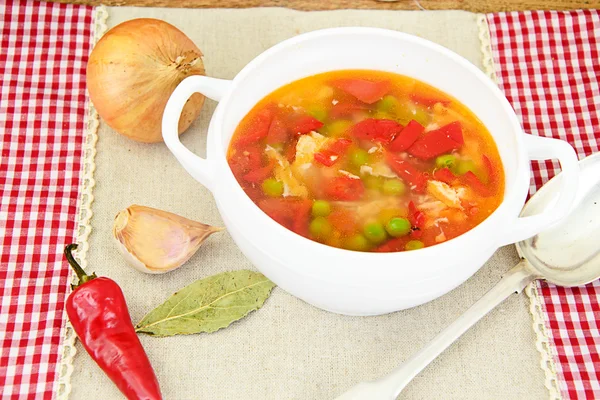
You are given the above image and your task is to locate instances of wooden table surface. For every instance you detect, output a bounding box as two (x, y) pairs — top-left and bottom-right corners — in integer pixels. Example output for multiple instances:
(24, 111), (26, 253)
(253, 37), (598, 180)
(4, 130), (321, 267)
(52, 0), (599, 12)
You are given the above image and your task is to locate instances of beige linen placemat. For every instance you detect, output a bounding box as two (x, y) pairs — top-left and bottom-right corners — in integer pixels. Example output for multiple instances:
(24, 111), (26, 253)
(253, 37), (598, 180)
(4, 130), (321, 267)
(65, 7), (549, 400)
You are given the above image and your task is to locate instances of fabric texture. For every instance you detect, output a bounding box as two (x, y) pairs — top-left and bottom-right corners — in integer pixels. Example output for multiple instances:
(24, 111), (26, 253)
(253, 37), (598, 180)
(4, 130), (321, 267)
(487, 10), (600, 399)
(0, 1), (93, 398)
(67, 7), (547, 400)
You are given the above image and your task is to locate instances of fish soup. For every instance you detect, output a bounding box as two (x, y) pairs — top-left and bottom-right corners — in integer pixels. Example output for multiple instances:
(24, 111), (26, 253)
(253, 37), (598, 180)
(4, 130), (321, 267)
(227, 70), (504, 252)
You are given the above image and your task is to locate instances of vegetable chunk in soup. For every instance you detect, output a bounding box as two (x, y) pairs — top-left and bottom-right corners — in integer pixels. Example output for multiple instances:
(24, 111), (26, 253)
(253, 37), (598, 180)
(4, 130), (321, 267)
(227, 70), (505, 252)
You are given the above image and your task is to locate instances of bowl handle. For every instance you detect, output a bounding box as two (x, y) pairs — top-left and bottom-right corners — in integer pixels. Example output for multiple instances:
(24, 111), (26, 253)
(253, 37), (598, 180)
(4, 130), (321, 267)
(162, 75), (232, 192)
(498, 134), (580, 246)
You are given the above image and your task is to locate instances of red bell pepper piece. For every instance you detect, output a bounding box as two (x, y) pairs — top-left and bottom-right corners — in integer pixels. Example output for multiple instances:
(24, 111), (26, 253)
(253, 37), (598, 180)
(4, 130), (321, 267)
(351, 118), (404, 144)
(64, 244), (162, 400)
(234, 108), (272, 147)
(266, 116), (288, 144)
(388, 120), (425, 152)
(407, 121), (463, 160)
(462, 171), (493, 197)
(332, 79), (391, 104)
(409, 92), (451, 107)
(314, 138), (353, 166)
(289, 114), (323, 135)
(324, 176), (365, 200)
(242, 160), (275, 183)
(385, 152), (427, 193)
(433, 167), (456, 184)
(329, 102), (368, 119)
(408, 201), (426, 229)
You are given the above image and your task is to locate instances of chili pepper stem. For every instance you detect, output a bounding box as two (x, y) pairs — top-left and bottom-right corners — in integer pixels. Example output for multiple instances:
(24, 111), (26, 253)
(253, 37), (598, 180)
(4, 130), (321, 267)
(64, 244), (97, 289)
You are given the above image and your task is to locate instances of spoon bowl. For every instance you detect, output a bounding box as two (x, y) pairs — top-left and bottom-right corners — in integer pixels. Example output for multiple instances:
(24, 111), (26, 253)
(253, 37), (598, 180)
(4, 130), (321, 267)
(336, 152), (600, 400)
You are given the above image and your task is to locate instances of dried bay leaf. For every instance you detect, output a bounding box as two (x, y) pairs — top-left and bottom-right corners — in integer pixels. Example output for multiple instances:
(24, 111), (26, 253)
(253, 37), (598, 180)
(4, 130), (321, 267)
(135, 270), (276, 337)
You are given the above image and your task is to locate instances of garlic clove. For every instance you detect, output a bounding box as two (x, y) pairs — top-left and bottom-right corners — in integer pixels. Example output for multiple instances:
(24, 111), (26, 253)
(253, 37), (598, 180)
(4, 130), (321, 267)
(113, 205), (223, 274)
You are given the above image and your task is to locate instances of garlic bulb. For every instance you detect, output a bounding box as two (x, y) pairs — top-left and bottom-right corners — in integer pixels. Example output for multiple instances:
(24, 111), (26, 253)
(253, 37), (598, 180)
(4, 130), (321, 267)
(113, 205), (222, 274)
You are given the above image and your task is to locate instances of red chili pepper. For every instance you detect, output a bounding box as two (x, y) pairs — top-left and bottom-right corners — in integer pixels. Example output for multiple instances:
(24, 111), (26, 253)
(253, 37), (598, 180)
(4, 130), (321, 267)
(351, 118), (404, 144)
(332, 79), (391, 104)
(407, 121), (463, 160)
(385, 152), (427, 193)
(314, 138), (352, 166)
(388, 120), (425, 152)
(64, 244), (162, 400)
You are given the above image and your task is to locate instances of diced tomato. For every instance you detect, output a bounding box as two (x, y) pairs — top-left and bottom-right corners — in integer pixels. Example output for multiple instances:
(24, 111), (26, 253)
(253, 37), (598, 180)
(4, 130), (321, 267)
(258, 198), (312, 235)
(407, 121), (463, 160)
(242, 160), (274, 183)
(388, 120), (425, 152)
(266, 117), (288, 144)
(332, 79), (391, 104)
(324, 176), (365, 200)
(409, 93), (451, 107)
(289, 114), (323, 135)
(462, 171), (493, 197)
(433, 167), (456, 184)
(314, 138), (353, 167)
(375, 237), (406, 252)
(328, 209), (356, 235)
(385, 152), (427, 193)
(351, 118), (404, 144)
(235, 108), (272, 147)
(228, 145), (263, 177)
(329, 102), (368, 119)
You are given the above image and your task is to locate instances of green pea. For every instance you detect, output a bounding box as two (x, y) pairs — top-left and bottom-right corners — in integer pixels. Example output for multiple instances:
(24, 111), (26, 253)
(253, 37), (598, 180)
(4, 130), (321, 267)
(405, 240), (425, 251)
(262, 178), (284, 197)
(307, 106), (327, 123)
(312, 200), (331, 217)
(309, 217), (333, 240)
(364, 175), (384, 190)
(435, 154), (457, 169)
(350, 148), (369, 167)
(385, 217), (411, 237)
(363, 222), (387, 244)
(344, 234), (370, 251)
(382, 179), (406, 196)
(454, 159), (477, 175)
(376, 95), (400, 113)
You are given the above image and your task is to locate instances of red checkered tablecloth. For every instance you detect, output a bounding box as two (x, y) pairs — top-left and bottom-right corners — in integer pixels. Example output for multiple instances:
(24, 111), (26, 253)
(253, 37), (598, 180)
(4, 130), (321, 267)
(0, 0), (93, 398)
(487, 10), (600, 398)
(0, 2), (598, 398)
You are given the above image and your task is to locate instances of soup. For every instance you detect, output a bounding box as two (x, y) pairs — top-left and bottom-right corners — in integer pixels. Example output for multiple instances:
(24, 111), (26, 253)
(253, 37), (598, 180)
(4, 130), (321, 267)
(227, 70), (504, 252)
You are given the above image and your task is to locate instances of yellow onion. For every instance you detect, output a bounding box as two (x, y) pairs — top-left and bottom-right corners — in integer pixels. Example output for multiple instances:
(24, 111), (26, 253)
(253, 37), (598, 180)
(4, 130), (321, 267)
(87, 18), (205, 143)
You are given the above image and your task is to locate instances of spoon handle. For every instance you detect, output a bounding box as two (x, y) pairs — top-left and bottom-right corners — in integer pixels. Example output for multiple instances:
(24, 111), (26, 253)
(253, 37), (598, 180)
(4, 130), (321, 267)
(335, 260), (538, 400)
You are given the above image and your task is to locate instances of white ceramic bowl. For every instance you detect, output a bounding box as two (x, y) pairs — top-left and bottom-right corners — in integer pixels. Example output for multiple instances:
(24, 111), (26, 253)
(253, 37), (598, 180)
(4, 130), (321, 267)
(162, 28), (579, 316)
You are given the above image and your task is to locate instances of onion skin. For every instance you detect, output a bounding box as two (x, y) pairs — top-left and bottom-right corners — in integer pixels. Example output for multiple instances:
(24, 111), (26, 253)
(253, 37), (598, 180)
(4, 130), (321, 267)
(87, 18), (205, 143)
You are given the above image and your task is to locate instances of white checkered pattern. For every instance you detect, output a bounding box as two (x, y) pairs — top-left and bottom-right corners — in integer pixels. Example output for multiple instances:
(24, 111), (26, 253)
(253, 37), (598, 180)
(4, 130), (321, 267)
(488, 10), (600, 399)
(0, 0), (93, 398)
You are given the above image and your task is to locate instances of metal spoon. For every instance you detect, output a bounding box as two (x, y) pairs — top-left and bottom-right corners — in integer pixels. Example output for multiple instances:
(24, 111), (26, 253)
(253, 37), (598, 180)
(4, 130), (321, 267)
(336, 153), (600, 400)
